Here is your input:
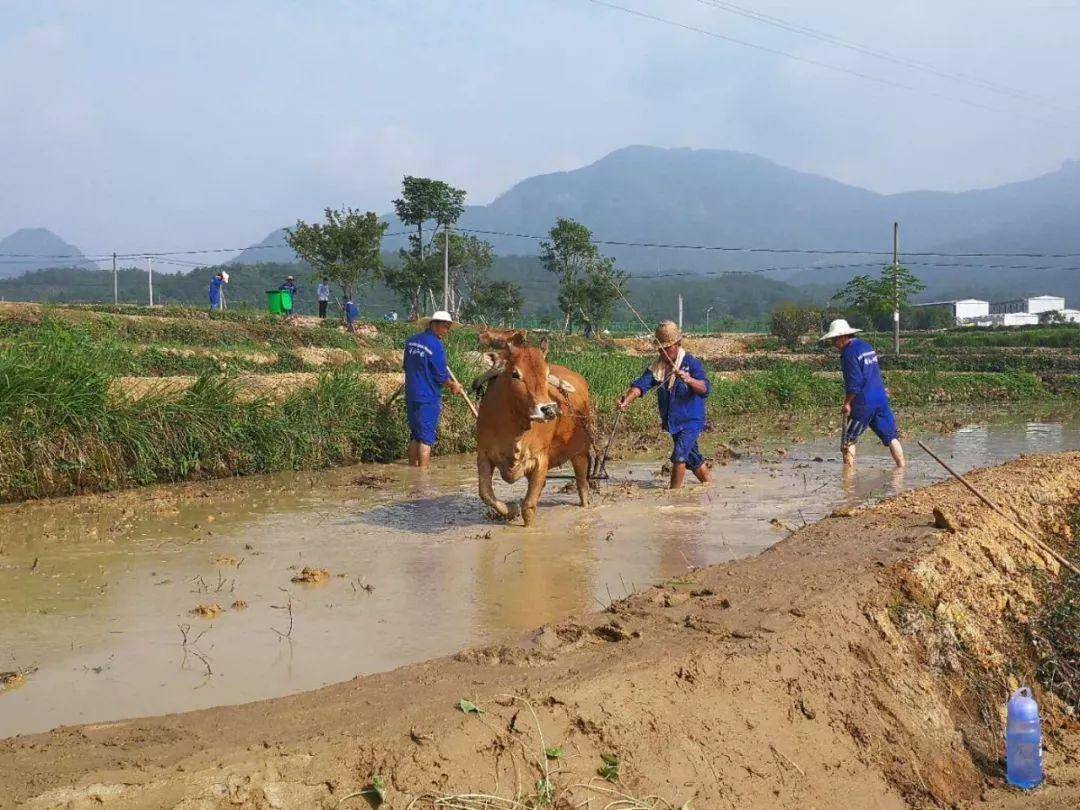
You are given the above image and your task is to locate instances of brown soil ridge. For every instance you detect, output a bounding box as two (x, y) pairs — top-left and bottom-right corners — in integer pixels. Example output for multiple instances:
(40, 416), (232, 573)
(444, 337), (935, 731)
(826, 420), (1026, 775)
(111, 372), (405, 404)
(4, 453), (1080, 809)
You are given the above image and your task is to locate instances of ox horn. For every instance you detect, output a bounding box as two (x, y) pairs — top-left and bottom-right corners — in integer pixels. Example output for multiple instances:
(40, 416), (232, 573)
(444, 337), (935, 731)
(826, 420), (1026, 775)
(547, 374), (575, 394)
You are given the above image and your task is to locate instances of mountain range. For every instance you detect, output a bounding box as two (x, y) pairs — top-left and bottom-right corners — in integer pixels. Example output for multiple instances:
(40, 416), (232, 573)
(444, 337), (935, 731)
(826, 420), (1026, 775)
(0, 228), (98, 278)
(232, 146), (1080, 282)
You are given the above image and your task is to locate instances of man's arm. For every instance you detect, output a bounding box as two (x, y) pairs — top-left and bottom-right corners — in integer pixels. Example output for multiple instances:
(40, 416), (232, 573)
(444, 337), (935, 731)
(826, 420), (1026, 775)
(677, 358), (710, 396)
(841, 350), (862, 414)
(618, 370), (655, 410)
(431, 342), (461, 394)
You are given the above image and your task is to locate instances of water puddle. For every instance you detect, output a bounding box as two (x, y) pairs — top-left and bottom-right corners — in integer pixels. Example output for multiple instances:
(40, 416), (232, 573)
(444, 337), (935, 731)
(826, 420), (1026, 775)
(1, 420), (1077, 736)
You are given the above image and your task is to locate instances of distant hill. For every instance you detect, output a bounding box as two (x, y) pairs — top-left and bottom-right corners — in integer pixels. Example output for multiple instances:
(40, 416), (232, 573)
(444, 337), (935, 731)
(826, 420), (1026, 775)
(232, 147), (1080, 301)
(0, 228), (98, 278)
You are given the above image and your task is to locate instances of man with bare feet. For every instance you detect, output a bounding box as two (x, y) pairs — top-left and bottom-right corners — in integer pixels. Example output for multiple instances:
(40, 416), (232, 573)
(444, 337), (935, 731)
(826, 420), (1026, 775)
(617, 320), (712, 489)
(403, 311), (462, 469)
(820, 319), (905, 469)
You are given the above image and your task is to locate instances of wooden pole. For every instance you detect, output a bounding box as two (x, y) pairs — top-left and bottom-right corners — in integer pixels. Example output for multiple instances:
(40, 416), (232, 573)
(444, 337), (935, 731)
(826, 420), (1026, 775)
(892, 221), (900, 356)
(918, 440), (1080, 577)
(447, 367), (478, 419)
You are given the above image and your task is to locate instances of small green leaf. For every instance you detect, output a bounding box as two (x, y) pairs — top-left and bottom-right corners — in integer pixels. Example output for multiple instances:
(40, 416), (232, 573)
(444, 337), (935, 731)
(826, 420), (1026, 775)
(598, 753), (621, 783)
(368, 775), (387, 804)
(458, 698), (484, 715)
(601, 752), (620, 766)
(544, 746), (565, 759)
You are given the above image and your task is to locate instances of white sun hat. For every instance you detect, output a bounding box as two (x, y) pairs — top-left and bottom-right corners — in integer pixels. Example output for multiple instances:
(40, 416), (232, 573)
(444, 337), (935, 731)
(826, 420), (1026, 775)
(819, 318), (861, 342)
(428, 310), (453, 324)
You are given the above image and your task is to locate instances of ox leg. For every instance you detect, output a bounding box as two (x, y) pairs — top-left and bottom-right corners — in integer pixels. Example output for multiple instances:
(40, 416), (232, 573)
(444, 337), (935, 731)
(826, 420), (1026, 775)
(521, 458), (549, 527)
(477, 456), (511, 519)
(571, 452), (590, 508)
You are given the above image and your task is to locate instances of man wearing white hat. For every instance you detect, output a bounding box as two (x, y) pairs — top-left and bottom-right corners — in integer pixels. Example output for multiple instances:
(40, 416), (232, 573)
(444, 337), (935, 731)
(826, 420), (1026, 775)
(820, 319), (905, 469)
(403, 311), (462, 468)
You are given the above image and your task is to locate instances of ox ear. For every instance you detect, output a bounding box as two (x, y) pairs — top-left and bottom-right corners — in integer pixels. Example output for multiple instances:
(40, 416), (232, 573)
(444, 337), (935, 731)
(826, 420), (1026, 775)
(506, 330), (527, 347)
(539, 337), (549, 357)
(504, 341), (521, 360)
(478, 330), (497, 349)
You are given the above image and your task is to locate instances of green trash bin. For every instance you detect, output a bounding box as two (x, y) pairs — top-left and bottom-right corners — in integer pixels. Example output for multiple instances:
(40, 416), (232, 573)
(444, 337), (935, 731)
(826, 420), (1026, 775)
(266, 290), (292, 315)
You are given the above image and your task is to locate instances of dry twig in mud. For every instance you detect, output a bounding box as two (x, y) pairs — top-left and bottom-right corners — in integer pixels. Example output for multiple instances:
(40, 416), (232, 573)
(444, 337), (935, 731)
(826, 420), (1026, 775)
(271, 588), (294, 639)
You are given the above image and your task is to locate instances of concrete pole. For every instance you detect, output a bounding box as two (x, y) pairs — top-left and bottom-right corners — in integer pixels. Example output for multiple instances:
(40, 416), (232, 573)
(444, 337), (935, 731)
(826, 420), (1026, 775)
(892, 221), (900, 356)
(147, 256), (154, 308)
(443, 222), (450, 313)
(677, 293), (683, 331)
(112, 252), (118, 305)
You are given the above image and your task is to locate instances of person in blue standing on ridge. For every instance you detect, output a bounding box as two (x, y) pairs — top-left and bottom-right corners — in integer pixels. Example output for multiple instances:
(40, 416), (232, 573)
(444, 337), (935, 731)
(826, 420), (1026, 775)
(278, 275), (297, 317)
(820, 318), (906, 469)
(617, 320), (712, 489)
(208, 271), (226, 311)
(344, 296), (359, 333)
(403, 310), (462, 469)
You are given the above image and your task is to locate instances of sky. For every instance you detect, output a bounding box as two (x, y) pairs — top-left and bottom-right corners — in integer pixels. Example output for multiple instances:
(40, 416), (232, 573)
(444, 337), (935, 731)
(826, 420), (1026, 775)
(2, 0), (1079, 260)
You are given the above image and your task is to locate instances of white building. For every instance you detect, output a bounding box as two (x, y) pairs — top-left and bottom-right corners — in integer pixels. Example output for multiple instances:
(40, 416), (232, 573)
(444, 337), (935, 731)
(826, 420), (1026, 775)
(913, 299), (989, 325)
(989, 295), (1066, 315)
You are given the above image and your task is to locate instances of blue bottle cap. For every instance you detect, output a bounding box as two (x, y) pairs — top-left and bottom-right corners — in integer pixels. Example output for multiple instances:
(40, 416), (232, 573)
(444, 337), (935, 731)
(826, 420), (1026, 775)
(1008, 687), (1040, 723)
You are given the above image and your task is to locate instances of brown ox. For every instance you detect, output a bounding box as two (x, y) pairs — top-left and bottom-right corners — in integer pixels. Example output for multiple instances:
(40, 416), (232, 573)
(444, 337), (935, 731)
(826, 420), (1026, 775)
(476, 337), (592, 526)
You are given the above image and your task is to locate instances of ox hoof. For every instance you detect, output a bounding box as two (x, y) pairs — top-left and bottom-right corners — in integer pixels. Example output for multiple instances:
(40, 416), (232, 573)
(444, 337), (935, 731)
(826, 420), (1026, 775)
(504, 501), (522, 521)
(521, 505), (537, 527)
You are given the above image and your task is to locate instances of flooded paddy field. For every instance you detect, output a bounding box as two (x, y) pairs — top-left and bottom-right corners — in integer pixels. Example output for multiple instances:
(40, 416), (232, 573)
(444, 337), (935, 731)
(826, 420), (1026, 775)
(2, 419), (1079, 737)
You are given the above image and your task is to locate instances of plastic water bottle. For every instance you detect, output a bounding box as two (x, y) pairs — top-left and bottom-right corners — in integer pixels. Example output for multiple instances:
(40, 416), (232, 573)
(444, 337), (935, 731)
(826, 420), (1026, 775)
(1006, 687), (1043, 790)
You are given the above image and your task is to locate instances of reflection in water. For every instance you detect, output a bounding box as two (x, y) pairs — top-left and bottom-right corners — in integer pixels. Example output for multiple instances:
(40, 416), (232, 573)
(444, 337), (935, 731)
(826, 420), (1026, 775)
(0, 420), (1078, 736)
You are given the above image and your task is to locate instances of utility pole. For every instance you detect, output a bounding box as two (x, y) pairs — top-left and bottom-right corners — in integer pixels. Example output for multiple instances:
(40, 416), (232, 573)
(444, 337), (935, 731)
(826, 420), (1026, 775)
(705, 305), (714, 335)
(677, 293), (683, 331)
(112, 252), (118, 305)
(147, 256), (154, 308)
(892, 221), (900, 356)
(443, 221), (450, 313)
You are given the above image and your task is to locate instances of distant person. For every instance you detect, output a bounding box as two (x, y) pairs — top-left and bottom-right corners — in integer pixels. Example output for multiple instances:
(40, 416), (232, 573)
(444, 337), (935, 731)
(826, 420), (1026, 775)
(344, 297), (359, 333)
(385, 311), (399, 323)
(403, 311), (462, 469)
(279, 275), (297, 317)
(820, 319), (905, 469)
(316, 278), (331, 319)
(617, 320), (712, 489)
(208, 271), (226, 311)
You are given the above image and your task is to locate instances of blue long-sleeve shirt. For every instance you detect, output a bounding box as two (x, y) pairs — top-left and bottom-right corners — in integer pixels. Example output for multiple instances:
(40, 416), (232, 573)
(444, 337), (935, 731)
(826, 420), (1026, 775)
(208, 276), (223, 306)
(841, 338), (889, 414)
(403, 329), (449, 404)
(631, 353), (710, 435)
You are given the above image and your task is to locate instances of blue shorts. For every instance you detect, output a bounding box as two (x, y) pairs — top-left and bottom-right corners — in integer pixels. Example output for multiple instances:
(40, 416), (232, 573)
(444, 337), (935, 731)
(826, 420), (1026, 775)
(670, 428), (705, 470)
(844, 404), (899, 447)
(407, 400), (441, 446)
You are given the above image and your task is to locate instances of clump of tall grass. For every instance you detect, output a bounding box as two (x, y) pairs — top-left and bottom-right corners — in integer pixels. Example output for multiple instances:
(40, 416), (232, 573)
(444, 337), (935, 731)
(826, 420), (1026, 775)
(0, 332), (410, 502)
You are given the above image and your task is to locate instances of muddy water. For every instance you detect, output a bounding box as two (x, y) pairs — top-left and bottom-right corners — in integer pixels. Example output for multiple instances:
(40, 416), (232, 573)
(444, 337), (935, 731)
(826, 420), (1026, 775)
(1, 420), (1078, 737)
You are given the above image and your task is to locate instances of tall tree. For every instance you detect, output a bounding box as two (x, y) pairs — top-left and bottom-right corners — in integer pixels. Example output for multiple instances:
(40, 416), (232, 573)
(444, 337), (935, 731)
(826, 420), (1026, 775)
(831, 266), (924, 329)
(285, 208), (387, 303)
(540, 218), (625, 332)
(462, 280), (524, 326)
(429, 230), (494, 316)
(389, 176), (466, 317)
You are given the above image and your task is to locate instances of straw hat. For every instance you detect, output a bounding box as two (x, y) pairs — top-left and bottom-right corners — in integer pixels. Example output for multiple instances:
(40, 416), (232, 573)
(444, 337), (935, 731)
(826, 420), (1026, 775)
(654, 320), (681, 348)
(819, 318), (861, 342)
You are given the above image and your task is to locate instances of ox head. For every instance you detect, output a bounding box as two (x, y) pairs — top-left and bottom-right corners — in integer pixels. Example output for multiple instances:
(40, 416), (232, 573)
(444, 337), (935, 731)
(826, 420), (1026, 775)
(503, 338), (559, 422)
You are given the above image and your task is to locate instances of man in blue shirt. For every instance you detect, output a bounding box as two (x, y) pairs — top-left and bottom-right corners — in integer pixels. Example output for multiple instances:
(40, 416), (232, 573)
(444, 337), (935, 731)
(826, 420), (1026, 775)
(820, 319), (905, 469)
(344, 297), (359, 333)
(278, 275), (297, 317)
(208, 272), (225, 311)
(617, 320), (712, 489)
(403, 310), (462, 468)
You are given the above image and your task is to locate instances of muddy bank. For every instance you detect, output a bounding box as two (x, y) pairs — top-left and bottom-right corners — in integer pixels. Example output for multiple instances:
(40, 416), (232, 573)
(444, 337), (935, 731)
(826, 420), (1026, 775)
(3, 452), (1080, 808)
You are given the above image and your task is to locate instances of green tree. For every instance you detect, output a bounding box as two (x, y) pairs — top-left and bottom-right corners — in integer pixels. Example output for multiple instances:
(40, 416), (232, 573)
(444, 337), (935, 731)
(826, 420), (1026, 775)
(388, 176), (467, 317)
(462, 280), (524, 326)
(831, 265), (924, 330)
(540, 218), (625, 332)
(769, 303), (821, 350)
(284, 208), (387, 303)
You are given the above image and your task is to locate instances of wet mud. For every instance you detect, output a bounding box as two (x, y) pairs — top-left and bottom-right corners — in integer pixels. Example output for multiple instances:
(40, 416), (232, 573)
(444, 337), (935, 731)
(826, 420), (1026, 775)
(0, 420), (1078, 737)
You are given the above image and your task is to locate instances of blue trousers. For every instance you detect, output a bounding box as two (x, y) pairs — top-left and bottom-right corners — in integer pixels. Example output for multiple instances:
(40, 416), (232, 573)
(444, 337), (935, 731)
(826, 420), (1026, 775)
(670, 427), (705, 470)
(844, 404), (900, 447)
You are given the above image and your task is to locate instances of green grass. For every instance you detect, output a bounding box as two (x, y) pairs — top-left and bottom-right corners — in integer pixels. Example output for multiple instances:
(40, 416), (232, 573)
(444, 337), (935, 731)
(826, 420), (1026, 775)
(1032, 502), (1080, 710)
(930, 326), (1080, 350)
(0, 324), (412, 501)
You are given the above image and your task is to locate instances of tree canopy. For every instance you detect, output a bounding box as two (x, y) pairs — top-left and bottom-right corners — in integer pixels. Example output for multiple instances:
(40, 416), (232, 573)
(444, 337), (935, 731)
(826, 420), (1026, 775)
(284, 208), (387, 301)
(539, 218), (626, 332)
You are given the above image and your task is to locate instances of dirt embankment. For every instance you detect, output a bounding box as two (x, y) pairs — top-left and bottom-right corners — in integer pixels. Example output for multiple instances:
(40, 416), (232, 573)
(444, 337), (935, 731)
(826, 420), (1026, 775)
(3, 454), (1080, 809)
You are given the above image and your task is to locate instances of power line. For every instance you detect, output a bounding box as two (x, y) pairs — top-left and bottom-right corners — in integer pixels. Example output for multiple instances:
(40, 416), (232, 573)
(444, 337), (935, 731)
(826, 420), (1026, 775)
(456, 227), (1080, 260)
(689, 0), (1068, 113)
(581, 0), (1067, 127)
